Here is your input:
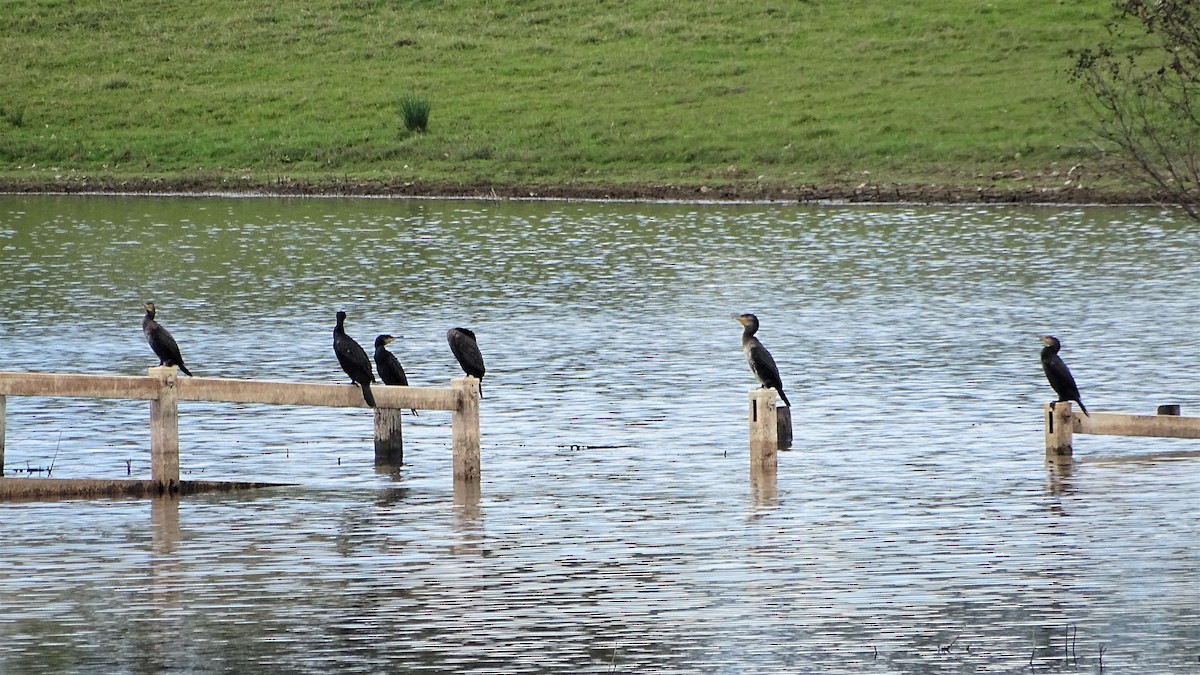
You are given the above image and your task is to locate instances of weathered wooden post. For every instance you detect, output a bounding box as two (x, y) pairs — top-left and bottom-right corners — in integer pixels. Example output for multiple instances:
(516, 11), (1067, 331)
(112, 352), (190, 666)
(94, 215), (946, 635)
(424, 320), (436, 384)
(749, 389), (779, 472)
(149, 367), (180, 489)
(776, 405), (793, 449)
(373, 407), (403, 466)
(1044, 401), (1074, 461)
(451, 377), (481, 483)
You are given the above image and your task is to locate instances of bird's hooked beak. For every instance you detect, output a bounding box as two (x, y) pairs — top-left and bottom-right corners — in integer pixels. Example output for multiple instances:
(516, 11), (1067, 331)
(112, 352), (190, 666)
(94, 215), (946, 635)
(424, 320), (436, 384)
(1040, 336), (1053, 345)
(733, 313), (749, 326)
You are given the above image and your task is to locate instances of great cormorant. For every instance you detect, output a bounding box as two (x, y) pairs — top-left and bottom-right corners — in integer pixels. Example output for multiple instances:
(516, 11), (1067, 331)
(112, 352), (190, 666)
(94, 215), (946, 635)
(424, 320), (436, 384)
(1040, 335), (1089, 416)
(447, 327), (485, 398)
(333, 311), (376, 408)
(374, 334), (417, 415)
(142, 302), (193, 376)
(735, 313), (791, 408)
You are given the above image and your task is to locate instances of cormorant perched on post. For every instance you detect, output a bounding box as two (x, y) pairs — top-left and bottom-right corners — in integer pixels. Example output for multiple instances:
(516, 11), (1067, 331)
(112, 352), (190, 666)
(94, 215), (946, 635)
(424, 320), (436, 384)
(142, 302), (193, 376)
(447, 327), (485, 398)
(374, 334), (416, 415)
(333, 311), (376, 408)
(735, 313), (791, 408)
(1040, 335), (1089, 416)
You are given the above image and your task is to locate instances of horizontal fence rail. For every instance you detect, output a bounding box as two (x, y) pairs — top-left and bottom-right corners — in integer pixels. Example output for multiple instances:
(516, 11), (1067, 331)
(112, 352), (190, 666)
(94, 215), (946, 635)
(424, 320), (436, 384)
(0, 368), (481, 496)
(1074, 411), (1200, 439)
(0, 372), (459, 410)
(177, 377), (458, 411)
(0, 372), (162, 400)
(1045, 401), (1199, 460)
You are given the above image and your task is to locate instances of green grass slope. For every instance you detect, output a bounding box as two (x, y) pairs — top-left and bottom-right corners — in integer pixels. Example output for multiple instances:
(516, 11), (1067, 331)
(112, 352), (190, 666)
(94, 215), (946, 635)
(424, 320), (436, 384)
(0, 0), (1121, 198)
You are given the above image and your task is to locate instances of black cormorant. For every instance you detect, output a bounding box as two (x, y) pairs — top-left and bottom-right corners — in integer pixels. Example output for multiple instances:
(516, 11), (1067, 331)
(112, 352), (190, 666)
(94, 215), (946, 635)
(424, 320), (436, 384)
(333, 311), (376, 408)
(1040, 335), (1089, 416)
(447, 327), (485, 398)
(142, 302), (193, 376)
(374, 334), (417, 415)
(735, 313), (791, 408)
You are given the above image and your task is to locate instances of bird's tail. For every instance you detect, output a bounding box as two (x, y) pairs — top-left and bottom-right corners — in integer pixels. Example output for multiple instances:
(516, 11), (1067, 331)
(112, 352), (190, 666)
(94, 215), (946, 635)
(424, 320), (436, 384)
(478, 380), (484, 400)
(777, 388), (791, 408)
(1077, 399), (1089, 417)
(178, 364), (194, 377)
(361, 381), (376, 408)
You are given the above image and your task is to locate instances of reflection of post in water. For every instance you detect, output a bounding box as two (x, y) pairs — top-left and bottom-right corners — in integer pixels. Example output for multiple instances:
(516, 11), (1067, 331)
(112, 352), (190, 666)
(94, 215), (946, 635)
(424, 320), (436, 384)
(453, 479), (481, 526)
(374, 456), (404, 479)
(750, 466), (777, 509)
(149, 495), (183, 670)
(452, 478), (483, 555)
(1046, 458), (1074, 498)
(151, 495), (181, 554)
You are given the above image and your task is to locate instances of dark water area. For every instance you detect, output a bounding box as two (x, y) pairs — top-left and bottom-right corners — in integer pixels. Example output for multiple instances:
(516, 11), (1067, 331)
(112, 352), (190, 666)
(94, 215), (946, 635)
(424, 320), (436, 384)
(2, 195), (1199, 673)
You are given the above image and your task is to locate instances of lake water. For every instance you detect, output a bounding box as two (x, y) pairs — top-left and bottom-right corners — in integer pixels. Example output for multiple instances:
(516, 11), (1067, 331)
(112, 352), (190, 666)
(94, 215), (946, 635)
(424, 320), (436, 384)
(1, 195), (1199, 673)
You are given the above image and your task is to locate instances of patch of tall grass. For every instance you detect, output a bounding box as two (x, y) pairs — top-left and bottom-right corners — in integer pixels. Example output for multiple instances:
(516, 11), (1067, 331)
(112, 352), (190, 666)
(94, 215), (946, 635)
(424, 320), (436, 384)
(397, 95), (431, 133)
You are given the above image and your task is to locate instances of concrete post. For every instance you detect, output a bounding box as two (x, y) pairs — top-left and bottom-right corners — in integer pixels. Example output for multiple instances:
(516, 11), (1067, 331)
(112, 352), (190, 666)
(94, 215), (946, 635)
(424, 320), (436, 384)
(749, 389), (778, 472)
(451, 377), (481, 483)
(1044, 401), (1074, 462)
(149, 367), (180, 489)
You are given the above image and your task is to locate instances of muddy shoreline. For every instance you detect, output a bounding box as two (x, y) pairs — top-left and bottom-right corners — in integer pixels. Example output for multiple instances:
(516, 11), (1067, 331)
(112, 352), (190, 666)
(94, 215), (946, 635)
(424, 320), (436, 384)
(0, 176), (1162, 205)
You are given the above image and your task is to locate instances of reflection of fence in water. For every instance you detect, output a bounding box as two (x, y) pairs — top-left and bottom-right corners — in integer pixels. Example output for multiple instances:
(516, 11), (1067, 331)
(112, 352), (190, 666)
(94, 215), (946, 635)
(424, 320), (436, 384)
(0, 367), (481, 497)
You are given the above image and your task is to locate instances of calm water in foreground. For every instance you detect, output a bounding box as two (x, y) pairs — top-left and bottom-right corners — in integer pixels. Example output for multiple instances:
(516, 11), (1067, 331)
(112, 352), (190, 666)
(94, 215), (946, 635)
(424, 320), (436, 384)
(1, 195), (1199, 673)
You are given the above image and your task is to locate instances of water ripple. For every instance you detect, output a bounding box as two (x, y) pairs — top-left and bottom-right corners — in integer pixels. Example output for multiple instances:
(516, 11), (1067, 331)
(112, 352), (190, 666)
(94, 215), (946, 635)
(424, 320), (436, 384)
(1, 197), (1199, 673)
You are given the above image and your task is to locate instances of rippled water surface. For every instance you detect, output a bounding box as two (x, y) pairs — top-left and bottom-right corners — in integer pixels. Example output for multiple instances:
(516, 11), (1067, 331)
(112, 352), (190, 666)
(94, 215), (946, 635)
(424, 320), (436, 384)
(2, 195), (1200, 673)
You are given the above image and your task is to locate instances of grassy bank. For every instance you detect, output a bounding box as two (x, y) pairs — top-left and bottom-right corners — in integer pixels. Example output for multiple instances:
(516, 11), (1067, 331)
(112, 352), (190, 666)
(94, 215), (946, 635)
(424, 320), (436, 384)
(0, 0), (1128, 200)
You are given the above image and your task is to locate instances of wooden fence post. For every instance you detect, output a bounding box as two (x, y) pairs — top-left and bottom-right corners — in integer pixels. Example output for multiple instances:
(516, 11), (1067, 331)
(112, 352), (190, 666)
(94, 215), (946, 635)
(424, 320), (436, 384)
(776, 404), (793, 449)
(149, 367), (180, 489)
(749, 389), (778, 472)
(451, 377), (481, 483)
(373, 408), (404, 466)
(0, 394), (6, 476)
(1044, 401), (1074, 461)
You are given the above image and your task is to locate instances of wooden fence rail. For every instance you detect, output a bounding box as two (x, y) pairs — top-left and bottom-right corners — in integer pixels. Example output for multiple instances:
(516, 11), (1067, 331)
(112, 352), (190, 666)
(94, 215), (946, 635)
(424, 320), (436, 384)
(1045, 401), (1200, 460)
(0, 367), (481, 494)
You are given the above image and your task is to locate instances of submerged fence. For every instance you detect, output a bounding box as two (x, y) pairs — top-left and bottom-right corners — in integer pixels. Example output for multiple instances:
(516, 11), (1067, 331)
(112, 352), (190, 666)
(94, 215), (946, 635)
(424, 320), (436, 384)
(0, 367), (481, 496)
(1044, 401), (1200, 459)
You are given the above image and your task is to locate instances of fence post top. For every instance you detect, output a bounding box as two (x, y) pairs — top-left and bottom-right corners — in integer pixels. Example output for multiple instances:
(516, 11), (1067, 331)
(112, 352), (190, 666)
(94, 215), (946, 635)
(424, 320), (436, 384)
(748, 388), (777, 405)
(148, 366), (178, 386)
(451, 377), (481, 400)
